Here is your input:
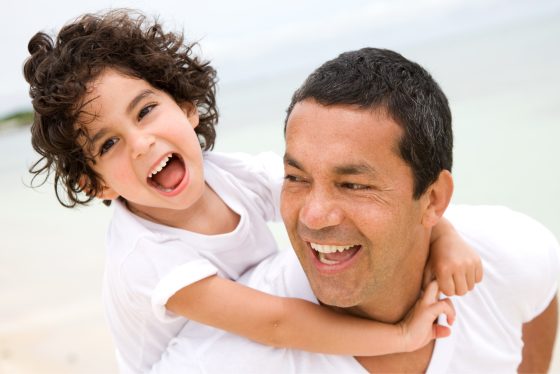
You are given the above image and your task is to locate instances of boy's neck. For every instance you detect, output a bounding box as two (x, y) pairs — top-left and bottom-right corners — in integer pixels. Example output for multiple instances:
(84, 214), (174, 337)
(126, 183), (240, 235)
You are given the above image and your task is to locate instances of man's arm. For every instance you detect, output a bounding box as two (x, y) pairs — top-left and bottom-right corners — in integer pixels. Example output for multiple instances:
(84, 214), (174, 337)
(518, 295), (558, 373)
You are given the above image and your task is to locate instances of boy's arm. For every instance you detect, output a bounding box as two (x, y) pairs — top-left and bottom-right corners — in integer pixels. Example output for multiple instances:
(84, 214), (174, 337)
(166, 275), (454, 356)
(425, 217), (483, 296)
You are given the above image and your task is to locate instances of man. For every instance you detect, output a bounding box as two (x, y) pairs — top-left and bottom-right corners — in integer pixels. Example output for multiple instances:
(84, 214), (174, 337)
(153, 48), (559, 373)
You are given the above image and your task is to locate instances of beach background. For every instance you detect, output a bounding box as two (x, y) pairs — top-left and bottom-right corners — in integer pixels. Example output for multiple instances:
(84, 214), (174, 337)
(1, 0), (559, 372)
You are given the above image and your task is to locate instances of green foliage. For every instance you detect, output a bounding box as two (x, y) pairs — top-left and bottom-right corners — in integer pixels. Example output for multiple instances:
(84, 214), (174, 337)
(0, 109), (34, 127)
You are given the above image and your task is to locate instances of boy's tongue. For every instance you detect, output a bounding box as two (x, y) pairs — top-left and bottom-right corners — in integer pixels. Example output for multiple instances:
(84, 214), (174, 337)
(152, 158), (185, 189)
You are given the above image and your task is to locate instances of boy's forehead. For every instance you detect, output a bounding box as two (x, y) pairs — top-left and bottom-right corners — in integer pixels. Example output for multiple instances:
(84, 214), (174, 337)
(77, 69), (149, 129)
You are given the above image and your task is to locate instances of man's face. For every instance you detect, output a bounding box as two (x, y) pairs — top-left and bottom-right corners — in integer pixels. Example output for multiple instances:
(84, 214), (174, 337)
(281, 99), (430, 316)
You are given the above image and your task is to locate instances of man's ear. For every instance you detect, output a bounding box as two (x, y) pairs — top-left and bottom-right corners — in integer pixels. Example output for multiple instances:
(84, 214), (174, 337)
(180, 101), (200, 129)
(421, 170), (454, 228)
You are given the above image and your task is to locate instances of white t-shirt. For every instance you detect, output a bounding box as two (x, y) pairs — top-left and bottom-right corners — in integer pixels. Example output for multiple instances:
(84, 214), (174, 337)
(152, 205), (560, 374)
(102, 151), (284, 373)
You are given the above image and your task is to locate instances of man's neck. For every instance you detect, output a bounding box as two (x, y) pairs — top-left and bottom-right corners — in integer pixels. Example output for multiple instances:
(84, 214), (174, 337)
(341, 268), (425, 324)
(341, 254), (433, 372)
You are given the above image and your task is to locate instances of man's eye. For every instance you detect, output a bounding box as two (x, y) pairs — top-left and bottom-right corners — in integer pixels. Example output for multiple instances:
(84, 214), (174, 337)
(138, 104), (156, 120)
(340, 182), (369, 190)
(284, 174), (305, 183)
(100, 138), (118, 155)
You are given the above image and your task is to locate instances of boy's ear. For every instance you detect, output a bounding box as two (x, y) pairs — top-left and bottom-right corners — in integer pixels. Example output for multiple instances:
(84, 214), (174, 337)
(180, 101), (200, 129)
(79, 175), (119, 200)
(421, 170), (454, 228)
(97, 185), (119, 201)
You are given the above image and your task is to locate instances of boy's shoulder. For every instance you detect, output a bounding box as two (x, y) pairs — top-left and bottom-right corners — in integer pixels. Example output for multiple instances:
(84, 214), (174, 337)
(106, 200), (173, 258)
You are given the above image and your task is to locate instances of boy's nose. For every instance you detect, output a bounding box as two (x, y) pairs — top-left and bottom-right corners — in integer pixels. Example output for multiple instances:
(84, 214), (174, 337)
(131, 133), (155, 159)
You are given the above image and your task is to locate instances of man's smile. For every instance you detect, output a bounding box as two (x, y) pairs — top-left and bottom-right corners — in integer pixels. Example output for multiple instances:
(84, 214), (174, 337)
(307, 241), (362, 270)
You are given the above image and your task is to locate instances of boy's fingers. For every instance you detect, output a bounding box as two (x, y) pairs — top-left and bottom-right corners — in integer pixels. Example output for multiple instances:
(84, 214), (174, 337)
(466, 267), (476, 291)
(438, 276), (455, 297)
(421, 280), (439, 305)
(441, 298), (455, 325)
(428, 298), (455, 325)
(452, 273), (468, 296)
(433, 324), (451, 339)
(422, 266), (434, 289)
(475, 259), (483, 283)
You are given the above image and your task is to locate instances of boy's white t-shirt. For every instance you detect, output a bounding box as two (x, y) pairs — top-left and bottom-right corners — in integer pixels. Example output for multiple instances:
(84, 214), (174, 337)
(102, 151), (284, 373)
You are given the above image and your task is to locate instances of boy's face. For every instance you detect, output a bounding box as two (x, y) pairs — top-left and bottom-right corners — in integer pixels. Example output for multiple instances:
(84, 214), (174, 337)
(81, 69), (205, 221)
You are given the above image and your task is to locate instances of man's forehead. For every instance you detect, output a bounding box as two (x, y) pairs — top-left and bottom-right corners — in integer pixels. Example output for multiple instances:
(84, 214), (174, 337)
(285, 99), (403, 157)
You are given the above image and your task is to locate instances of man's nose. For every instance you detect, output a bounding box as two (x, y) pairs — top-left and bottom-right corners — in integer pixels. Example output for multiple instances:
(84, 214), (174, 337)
(299, 188), (343, 230)
(131, 131), (155, 159)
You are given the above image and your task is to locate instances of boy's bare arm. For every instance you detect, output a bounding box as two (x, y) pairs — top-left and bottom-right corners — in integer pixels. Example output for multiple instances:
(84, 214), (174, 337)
(166, 275), (454, 356)
(426, 217), (483, 296)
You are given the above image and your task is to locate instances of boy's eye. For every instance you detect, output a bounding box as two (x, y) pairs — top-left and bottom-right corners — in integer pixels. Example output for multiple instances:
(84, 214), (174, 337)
(138, 104), (156, 120)
(100, 137), (118, 155)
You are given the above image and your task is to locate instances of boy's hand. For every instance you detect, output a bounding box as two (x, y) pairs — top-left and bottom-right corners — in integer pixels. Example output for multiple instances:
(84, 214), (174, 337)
(400, 281), (455, 353)
(425, 222), (483, 296)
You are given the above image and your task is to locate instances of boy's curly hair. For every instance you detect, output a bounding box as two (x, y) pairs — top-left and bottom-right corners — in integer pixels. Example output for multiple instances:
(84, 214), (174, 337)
(23, 9), (218, 207)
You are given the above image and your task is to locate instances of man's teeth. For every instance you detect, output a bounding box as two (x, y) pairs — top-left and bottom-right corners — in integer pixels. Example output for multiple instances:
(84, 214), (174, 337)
(149, 154), (172, 178)
(317, 253), (339, 265)
(310, 243), (356, 253)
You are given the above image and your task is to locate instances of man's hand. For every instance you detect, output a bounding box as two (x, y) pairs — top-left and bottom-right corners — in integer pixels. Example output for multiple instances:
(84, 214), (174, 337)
(400, 281), (456, 352)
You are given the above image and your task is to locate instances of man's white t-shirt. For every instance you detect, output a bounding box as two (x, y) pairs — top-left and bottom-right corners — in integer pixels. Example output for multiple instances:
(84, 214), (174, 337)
(152, 205), (559, 373)
(102, 152), (284, 373)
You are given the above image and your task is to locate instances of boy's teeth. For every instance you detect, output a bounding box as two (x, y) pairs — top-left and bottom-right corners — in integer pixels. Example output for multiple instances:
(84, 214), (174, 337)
(149, 154), (173, 178)
(310, 243), (355, 253)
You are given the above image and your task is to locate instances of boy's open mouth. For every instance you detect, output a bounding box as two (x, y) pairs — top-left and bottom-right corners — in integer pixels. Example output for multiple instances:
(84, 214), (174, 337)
(147, 153), (186, 192)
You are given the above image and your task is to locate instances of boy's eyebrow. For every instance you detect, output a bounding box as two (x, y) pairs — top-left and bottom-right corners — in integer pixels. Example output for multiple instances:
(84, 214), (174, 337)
(91, 128), (109, 147)
(127, 89), (156, 114)
(90, 90), (156, 147)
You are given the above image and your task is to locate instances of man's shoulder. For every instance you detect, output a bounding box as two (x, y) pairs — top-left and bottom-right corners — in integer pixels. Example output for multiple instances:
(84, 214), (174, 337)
(445, 204), (559, 320)
(445, 204), (558, 258)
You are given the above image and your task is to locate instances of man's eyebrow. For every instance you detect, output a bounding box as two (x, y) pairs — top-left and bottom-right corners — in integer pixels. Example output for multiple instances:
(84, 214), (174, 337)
(283, 153), (305, 172)
(284, 154), (377, 177)
(334, 163), (378, 176)
(127, 89), (156, 114)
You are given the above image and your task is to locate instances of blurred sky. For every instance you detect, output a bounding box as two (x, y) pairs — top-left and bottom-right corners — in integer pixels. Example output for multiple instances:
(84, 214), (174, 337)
(2, 0), (559, 117)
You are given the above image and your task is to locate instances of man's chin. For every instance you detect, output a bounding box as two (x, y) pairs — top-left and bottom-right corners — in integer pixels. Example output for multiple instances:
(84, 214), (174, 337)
(310, 284), (362, 309)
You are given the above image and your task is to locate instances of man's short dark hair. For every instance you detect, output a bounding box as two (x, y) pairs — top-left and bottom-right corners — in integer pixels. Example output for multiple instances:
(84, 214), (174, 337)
(286, 47), (452, 198)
